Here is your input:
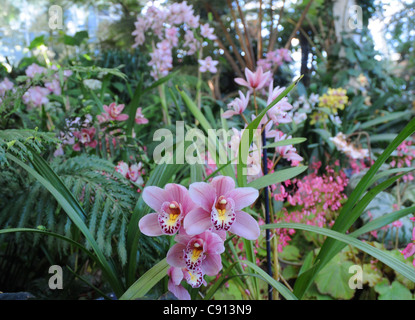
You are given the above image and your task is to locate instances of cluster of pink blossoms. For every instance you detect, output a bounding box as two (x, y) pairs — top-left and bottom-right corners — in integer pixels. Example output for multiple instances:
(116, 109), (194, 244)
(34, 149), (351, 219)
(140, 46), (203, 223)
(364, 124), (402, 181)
(22, 63), (72, 108)
(390, 138), (415, 182)
(132, 1), (218, 79)
(257, 48), (292, 73)
(138, 176), (259, 299)
(271, 162), (348, 251)
(97, 103), (148, 126)
(115, 161), (145, 186)
(401, 217), (415, 267)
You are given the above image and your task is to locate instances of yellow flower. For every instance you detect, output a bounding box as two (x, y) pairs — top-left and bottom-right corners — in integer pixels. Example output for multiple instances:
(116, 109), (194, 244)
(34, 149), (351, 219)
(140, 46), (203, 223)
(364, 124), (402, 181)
(318, 87), (348, 114)
(310, 111), (328, 125)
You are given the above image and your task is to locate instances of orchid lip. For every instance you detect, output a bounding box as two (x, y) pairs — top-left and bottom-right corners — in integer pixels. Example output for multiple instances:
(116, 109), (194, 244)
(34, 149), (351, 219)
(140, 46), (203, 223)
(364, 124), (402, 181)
(158, 201), (183, 235)
(211, 196), (236, 231)
(184, 268), (204, 288)
(184, 238), (205, 270)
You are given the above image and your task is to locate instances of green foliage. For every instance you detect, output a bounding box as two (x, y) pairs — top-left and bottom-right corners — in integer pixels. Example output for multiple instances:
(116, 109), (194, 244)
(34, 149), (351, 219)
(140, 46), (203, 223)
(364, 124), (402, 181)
(314, 253), (355, 300)
(0, 129), (57, 166)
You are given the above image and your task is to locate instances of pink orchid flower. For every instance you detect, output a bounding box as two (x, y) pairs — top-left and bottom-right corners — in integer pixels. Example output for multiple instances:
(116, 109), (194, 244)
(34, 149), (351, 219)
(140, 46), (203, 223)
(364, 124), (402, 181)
(72, 128), (97, 151)
(135, 107), (149, 124)
(274, 130), (304, 163)
(167, 229), (225, 276)
(184, 176), (260, 240)
(115, 161), (129, 177)
(167, 267), (191, 300)
(200, 23), (217, 40)
(198, 56), (218, 73)
(167, 266), (206, 300)
(234, 67), (271, 91)
(139, 184), (197, 236)
(127, 162), (144, 185)
(222, 90), (250, 119)
(103, 102), (129, 121)
(266, 82), (294, 125)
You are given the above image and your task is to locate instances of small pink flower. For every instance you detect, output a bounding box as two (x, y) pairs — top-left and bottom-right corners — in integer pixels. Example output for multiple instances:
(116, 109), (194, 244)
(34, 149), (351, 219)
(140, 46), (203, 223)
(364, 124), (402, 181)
(266, 82), (294, 125)
(184, 176), (260, 240)
(135, 107), (149, 124)
(25, 63), (46, 78)
(234, 67), (271, 91)
(72, 128), (97, 151)
(127, 162), (144, 185)
(103, 102), (129, 121)
(45, 79), (62, 95)
(22, 86), (50, 107)
(167, 267), (191, 300)
(222, 91), (250, 119)
(167, 229), (225, 276)
(167, 266), (206, 300)
(115, 161), (129, 177)
(200, 23), (216, 40)
(139, 184), (197, 236)
(198, 56), (218, 73)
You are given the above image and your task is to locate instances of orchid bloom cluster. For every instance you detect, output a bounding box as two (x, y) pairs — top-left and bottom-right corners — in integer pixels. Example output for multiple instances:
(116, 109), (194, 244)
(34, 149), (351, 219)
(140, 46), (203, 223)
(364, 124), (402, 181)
(221, 66), (303, 179)
(22, 63), (72, 108)
(115, 161), (145, 186)
(131, 1), (218, 79)
(271, 162), (348, 251)
(401, 217), (415, 268)
(138, 176), (260, 300)
(257, 48), (292, 74)
(330, 132), (370, 160)
(389, 138), (415, 182)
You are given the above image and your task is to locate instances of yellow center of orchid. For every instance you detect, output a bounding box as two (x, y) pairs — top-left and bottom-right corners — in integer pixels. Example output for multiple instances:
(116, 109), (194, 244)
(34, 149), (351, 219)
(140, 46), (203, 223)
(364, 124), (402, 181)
(216, 197), (228, 221)
(190, 243), (203, 262)
(166, 202), (180, 226)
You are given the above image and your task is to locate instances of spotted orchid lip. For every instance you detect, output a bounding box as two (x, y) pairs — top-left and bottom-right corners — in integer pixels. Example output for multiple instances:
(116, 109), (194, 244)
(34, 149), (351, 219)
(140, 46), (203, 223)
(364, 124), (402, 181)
(158, 201), (183, 235)
(183, 238), (205, 270)
(211, 196), (236, 231)
(183, 268), (204, 288)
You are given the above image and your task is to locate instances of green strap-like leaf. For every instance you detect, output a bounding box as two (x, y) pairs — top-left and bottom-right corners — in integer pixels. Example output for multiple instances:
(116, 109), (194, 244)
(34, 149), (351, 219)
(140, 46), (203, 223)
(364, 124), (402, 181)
(120, 258), (169, 300)
(241, 260), (298, 300)
(247, 166), (308, 190)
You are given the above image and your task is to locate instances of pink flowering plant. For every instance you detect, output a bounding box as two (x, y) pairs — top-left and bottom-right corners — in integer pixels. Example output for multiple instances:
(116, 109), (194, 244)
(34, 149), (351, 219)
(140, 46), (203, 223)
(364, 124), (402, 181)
(2, 0), (415, 303)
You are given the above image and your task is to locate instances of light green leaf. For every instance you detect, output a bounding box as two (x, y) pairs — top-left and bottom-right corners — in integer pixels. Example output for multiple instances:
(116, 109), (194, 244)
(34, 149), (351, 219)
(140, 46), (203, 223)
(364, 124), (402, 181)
(315, 255), (355, 299)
